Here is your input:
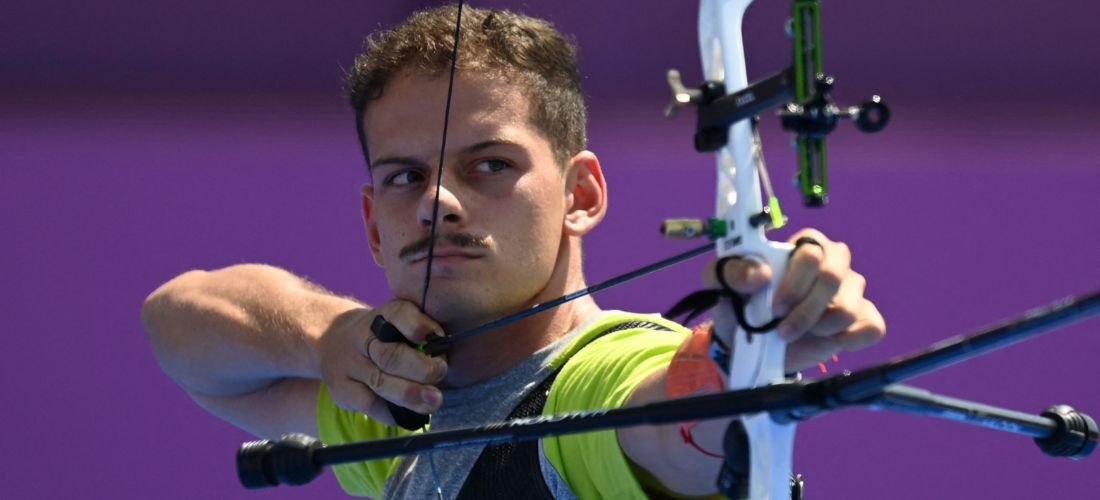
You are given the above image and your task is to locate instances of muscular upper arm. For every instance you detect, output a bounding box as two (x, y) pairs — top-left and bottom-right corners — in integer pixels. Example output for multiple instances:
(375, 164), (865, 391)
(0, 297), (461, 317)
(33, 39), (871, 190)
(143, 263), (361, 440)
(188, 377), (321, 439)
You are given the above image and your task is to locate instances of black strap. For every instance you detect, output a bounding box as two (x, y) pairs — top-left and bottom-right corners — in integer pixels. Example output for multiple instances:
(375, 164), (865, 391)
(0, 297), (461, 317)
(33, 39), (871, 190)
(456, 319), (674, 499)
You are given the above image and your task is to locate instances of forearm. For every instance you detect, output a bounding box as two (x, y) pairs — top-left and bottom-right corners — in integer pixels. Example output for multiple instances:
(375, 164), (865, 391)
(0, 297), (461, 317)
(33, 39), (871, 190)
(142, 264), (361, 398)
(617, 367), (730, 496)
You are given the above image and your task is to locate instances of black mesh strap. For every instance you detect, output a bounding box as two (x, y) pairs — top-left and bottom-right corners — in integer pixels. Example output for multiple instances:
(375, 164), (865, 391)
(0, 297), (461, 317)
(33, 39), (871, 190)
(456, 319), (674, 499)
(455, 372), (559, 499)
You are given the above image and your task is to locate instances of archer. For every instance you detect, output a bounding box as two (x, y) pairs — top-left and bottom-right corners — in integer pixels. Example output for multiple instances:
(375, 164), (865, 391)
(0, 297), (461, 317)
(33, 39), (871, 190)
(142, 5), (884, 498)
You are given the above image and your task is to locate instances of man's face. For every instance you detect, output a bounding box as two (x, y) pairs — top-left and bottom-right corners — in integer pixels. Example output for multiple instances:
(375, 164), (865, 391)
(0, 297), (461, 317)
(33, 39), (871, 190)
(362, 70), (569, 327)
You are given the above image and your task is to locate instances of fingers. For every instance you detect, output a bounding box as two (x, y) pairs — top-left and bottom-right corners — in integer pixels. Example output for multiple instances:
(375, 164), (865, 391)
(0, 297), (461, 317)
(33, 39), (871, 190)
(326, 375), (397, 426)
(373, 300), (445, 344)
(783, 335), (842, 372)
(348, 359), (443, 415)
(363, 301), (448, 384)
(320, 300), (449, 423)
(783, 299), (886, 372)
(366, 333), (448, 384)
(704, 227), (886, 372)
(829, 298), (887, 351)
(805, 272), (865, 337)
(327, 361), (442, 420)
(360, 302), (447, 413)
(774, 229), (851, 342)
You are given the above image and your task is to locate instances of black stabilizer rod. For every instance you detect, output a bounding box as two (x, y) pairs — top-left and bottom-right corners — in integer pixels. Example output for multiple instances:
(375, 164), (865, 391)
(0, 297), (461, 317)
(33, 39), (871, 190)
(237, 290), (1100, 488)
(869, 385), (1097, 459)
(238, 382), (811, 488)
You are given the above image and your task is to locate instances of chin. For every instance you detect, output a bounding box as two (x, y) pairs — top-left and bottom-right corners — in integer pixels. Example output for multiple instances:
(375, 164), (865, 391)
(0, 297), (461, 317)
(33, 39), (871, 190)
(427, 295), (514, 331)
(426, 300), (486, 327)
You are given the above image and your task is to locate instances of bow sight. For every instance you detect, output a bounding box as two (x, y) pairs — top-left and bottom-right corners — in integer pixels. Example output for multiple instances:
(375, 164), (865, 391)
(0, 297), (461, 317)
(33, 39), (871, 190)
(666, 0), (889, 207)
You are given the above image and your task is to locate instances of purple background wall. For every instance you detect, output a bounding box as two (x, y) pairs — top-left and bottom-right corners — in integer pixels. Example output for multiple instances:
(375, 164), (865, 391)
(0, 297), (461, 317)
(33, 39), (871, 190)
(3, 1), (1098, 498)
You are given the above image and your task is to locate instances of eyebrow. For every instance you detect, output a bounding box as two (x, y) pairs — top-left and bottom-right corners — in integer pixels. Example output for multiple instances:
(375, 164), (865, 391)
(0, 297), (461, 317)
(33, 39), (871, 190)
(370, 138), (524, 171)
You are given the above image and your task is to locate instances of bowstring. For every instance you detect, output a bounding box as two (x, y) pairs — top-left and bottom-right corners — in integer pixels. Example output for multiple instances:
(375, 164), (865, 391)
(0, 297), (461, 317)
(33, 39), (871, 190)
(420, 2), (465, 498)
(420, 0), (466, 313)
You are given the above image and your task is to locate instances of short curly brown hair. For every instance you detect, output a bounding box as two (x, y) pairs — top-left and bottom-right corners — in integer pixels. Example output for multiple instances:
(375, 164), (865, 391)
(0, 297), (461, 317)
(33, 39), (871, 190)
(348, 4), (587, 168)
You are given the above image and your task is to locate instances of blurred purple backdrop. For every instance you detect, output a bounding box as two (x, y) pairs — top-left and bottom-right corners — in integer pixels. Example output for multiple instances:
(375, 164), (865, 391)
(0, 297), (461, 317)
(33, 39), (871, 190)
(3, 1), (1098, 498)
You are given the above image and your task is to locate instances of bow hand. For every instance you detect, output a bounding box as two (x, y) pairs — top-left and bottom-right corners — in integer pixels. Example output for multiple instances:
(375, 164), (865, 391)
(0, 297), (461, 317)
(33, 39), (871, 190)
(708, 229), (886, 372)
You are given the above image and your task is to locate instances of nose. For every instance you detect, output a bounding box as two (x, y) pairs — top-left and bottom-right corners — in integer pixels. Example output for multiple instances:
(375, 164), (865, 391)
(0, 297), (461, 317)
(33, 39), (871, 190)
(417, 181), (465, 230)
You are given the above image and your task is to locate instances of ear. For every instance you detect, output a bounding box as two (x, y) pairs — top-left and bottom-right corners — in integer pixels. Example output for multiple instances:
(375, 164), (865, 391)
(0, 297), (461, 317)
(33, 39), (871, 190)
(562, 151), (608, 237)
(360, 184), (385, 267)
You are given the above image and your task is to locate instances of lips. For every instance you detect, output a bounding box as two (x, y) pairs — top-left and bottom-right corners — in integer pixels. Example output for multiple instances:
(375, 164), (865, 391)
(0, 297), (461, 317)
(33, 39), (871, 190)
(406, 247), (483, 263)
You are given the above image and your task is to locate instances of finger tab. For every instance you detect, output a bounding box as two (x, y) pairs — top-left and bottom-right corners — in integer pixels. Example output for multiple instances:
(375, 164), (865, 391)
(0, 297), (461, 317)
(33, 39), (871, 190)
(371, 315), (411, 345)
(387, 402), (429, 430)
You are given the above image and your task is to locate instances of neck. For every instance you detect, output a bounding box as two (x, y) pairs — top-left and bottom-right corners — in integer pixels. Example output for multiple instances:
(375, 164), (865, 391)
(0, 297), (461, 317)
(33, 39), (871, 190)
(440, 238), (601, 388)
(441, 296), (600, 388)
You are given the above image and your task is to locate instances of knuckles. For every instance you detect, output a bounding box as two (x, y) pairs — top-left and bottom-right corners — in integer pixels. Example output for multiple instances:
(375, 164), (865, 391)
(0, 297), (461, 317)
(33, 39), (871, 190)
(826, 304), (859, 328)
(863, 300), (887, 339)
(363, 362), (385, 390)
(790, 310), (820, 334)
(794, 244), (826, 268)
(430, 358), (448, 383)
(832, 241), (851, 260)
(849, 271), (867, 292)
(369, 339), (402, 372)
(774, 229), (888, 367)
(817, 267), (845, 294)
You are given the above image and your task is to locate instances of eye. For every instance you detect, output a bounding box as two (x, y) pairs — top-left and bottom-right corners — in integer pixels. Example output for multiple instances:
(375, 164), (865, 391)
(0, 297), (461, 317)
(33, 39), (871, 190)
(471, 159), (510, 174)
(386, 169), (426, 186)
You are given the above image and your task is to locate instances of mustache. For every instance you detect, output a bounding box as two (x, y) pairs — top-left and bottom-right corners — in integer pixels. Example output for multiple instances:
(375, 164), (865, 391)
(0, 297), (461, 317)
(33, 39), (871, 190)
(399, 232), (490, 260)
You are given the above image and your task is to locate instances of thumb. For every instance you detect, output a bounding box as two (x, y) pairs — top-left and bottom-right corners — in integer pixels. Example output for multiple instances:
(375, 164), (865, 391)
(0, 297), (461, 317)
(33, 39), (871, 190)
(704, 256), (772, 293)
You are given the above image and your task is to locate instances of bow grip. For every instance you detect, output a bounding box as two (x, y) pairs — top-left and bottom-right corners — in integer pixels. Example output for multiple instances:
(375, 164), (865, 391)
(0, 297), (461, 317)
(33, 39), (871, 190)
(370, 315), (431, 430)
(720, 239), (793, 388)
(713, 239), (797, 500)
